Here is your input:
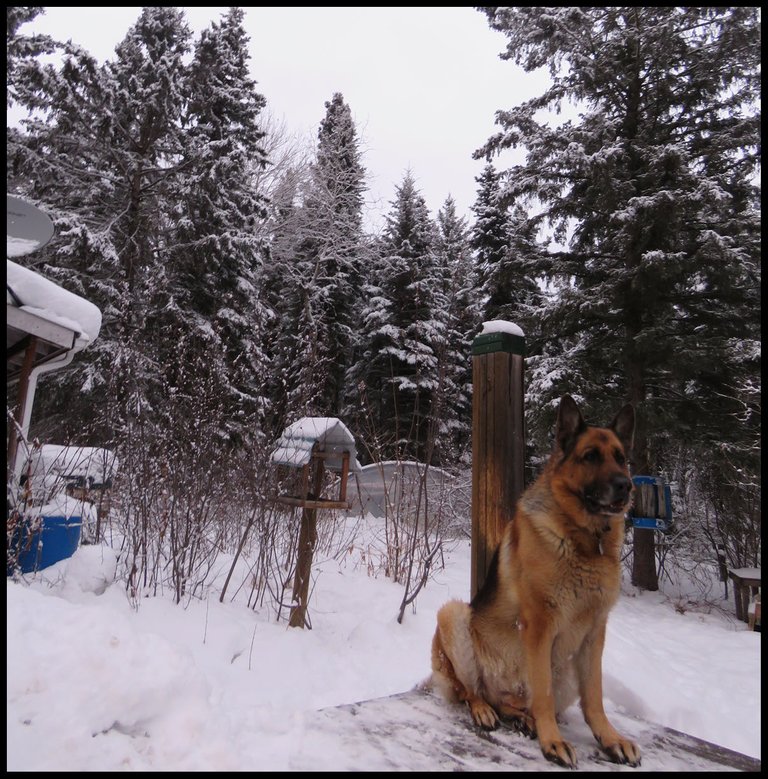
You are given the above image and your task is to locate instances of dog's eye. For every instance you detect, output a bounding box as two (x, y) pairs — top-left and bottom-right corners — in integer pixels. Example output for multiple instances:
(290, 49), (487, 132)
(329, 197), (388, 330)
(583, 449), (601, 464)
(614, 450), (626, 466)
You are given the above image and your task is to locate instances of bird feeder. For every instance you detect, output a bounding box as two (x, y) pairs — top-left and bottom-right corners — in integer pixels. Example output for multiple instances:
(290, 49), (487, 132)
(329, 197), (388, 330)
(270, 417), (362, 628)
(630, 475), (672, 532)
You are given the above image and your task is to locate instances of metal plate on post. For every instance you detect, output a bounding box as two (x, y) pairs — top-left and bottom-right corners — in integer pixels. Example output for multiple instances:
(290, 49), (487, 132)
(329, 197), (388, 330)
(472, 331), (526, 356)
(632, 516), (670, 531)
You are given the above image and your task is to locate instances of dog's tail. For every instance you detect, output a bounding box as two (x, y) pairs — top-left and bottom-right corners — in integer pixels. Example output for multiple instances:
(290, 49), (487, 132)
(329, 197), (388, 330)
(413, 674), (434, 693)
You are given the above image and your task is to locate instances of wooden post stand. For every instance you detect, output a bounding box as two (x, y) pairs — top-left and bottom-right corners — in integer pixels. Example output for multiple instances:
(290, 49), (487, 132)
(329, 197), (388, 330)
(6, 336), (38, 491)
(470, 327), (525, 600)
(289, 455), (325, 629)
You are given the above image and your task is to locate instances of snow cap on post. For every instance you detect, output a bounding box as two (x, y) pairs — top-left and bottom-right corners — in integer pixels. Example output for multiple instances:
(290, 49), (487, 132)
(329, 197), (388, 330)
(472, 319), (525, 356)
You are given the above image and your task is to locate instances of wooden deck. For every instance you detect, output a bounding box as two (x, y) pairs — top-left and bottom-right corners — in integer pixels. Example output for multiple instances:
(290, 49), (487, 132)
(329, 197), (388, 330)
(290, 688), (760, 772)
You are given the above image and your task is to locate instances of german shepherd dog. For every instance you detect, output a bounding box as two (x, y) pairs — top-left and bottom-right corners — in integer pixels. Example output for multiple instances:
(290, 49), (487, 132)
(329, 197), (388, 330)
(430, 395), (640, 768)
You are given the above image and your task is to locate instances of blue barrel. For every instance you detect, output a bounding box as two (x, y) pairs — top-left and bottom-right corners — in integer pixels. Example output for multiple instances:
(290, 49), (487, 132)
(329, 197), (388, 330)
(10, 515), (82, 574)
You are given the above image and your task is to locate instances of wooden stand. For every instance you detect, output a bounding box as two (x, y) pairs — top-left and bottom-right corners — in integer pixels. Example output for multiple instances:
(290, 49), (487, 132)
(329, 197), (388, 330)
(277, 449), (351, 629)
(470, 330), (525, 600)
(288, 458), (324, 629)
(727, 568), (761, 624)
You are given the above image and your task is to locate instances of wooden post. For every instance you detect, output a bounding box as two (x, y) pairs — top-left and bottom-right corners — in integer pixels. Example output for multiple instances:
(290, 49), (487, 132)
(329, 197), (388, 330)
(339, 451), (350, 503)
(471, 327), (525, 600)
(6, 336), (38, 495)
(289, 453), (325, 628)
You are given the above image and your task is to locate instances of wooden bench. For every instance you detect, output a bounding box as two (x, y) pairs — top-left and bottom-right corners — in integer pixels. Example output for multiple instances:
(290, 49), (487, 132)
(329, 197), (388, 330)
(728, 567), (761, 625)
(291, 688), (761, 771)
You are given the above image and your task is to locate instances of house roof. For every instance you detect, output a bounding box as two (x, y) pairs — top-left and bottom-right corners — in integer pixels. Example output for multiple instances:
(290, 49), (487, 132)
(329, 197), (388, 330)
(6, 258), (102, 383)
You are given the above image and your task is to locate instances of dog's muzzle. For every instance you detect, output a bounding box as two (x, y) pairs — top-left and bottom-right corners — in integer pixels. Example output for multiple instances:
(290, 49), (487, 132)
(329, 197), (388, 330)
(584, 475), (632, 515)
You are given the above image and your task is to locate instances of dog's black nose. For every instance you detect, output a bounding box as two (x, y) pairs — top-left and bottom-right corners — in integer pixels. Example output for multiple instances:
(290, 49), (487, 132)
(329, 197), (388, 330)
(612, 475), (632, 499)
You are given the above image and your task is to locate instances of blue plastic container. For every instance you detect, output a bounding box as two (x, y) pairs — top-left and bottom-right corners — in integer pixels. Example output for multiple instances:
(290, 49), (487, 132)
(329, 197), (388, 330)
(10, 515), (82, 574)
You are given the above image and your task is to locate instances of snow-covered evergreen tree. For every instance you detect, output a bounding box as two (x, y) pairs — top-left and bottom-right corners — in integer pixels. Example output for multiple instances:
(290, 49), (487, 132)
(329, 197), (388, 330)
(8, 7), (193, 445)
(267, 93), (367, 429)
(160, 6), (270, 449)
(7, 7), (58, 109)
(470, 162), (543, 351)
(477, 6), (761, 587)
(434, 196), (481, 463)
(347, 172), (445, 463)
(470, 164), (511, 316)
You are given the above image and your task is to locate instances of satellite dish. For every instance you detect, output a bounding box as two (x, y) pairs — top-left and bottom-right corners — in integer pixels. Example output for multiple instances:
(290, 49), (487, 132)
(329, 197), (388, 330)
(7, 194), (55, 257)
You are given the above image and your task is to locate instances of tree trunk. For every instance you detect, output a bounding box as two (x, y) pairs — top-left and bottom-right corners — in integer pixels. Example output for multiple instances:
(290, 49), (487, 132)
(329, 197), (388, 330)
(631, 527), (658, 591)
(626, 329), (659, 591)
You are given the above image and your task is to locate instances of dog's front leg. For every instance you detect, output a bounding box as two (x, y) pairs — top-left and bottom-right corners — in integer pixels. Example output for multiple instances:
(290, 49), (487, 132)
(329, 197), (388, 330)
(523, 619), (578, 768)
(576, 621), (641, 766)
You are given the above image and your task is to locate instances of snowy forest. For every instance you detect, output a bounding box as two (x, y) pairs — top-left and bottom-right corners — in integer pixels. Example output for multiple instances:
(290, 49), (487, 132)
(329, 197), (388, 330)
(7, 8), (761, 608)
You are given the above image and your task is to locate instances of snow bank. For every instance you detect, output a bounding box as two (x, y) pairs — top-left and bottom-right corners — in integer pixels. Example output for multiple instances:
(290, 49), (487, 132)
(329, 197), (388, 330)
(6, 517), (761, 769)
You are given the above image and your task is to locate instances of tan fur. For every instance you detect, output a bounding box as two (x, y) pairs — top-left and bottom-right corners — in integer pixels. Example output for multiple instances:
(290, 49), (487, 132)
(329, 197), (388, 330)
(430, 395), (642, 768)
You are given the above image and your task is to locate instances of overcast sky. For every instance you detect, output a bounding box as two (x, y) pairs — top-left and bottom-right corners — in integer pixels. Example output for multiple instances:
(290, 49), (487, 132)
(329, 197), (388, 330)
(13, 7), (545, 232)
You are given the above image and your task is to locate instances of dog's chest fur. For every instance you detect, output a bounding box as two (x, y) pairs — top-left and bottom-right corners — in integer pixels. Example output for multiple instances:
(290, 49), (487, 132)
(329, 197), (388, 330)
(479, 491), (624, 635)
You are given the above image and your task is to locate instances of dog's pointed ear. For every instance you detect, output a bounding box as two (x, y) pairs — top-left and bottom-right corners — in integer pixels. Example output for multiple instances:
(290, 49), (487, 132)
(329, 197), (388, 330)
(610, 403), (635, 452)
(556, 395), (586, 456)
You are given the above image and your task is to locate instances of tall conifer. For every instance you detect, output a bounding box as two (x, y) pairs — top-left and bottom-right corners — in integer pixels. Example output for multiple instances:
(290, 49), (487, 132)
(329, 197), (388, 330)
(477, 6), (761, 587)
(161, 7), (270, 448)
(268, 93), (366, 427)
(435, 196), (481, 463)
(348, 173), (444, 462)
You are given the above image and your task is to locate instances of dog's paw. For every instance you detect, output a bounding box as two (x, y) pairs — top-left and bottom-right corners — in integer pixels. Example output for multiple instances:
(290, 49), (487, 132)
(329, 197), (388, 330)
(597, 735), (641, 767)
(541, 738), (578, 769)
(503, 711), (537, 739)
(468, 699), (499, 730)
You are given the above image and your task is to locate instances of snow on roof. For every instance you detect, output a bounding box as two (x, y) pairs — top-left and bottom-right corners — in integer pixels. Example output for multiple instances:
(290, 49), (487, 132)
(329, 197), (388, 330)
(7, 259), (102, 347)
(481, 319), (525, 337)
(271, 417), (362, 472)
(7, 236), (41, 257)
(23, 444), (119, 502)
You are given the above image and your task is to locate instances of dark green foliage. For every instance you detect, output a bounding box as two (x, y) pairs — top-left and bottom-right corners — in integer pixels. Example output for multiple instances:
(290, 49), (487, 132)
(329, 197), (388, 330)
(470, 163), (543, 348)
(435, 196), (481, 462)
(161, 7), (270, 449)
(8, 7), (195, 445)
(8, 7), (270, 452)
(7, 7), (58, 109)
(347, 172), (447, 463)
(477, 6), (761, 584)
(264, 92), (367, 431)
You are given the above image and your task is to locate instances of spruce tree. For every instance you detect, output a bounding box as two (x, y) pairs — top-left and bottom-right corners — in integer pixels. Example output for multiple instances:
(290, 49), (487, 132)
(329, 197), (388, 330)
(434, 196), (481, 463)
(8, 7), (193, 445)
(310, 92), (367, 416)
(7, 7), (58, 109)
(470, 162), (543, 351)
(477, 6), (761, 589)
(347, 172), (444, 463)
(268, 93), (366, 428)
(470, 163), (511, 317)
(161, 6), (270, 449)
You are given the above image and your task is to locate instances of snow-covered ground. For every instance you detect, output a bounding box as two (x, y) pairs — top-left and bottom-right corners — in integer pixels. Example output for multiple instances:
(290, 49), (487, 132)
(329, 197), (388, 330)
(6, 515), (761, 770)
